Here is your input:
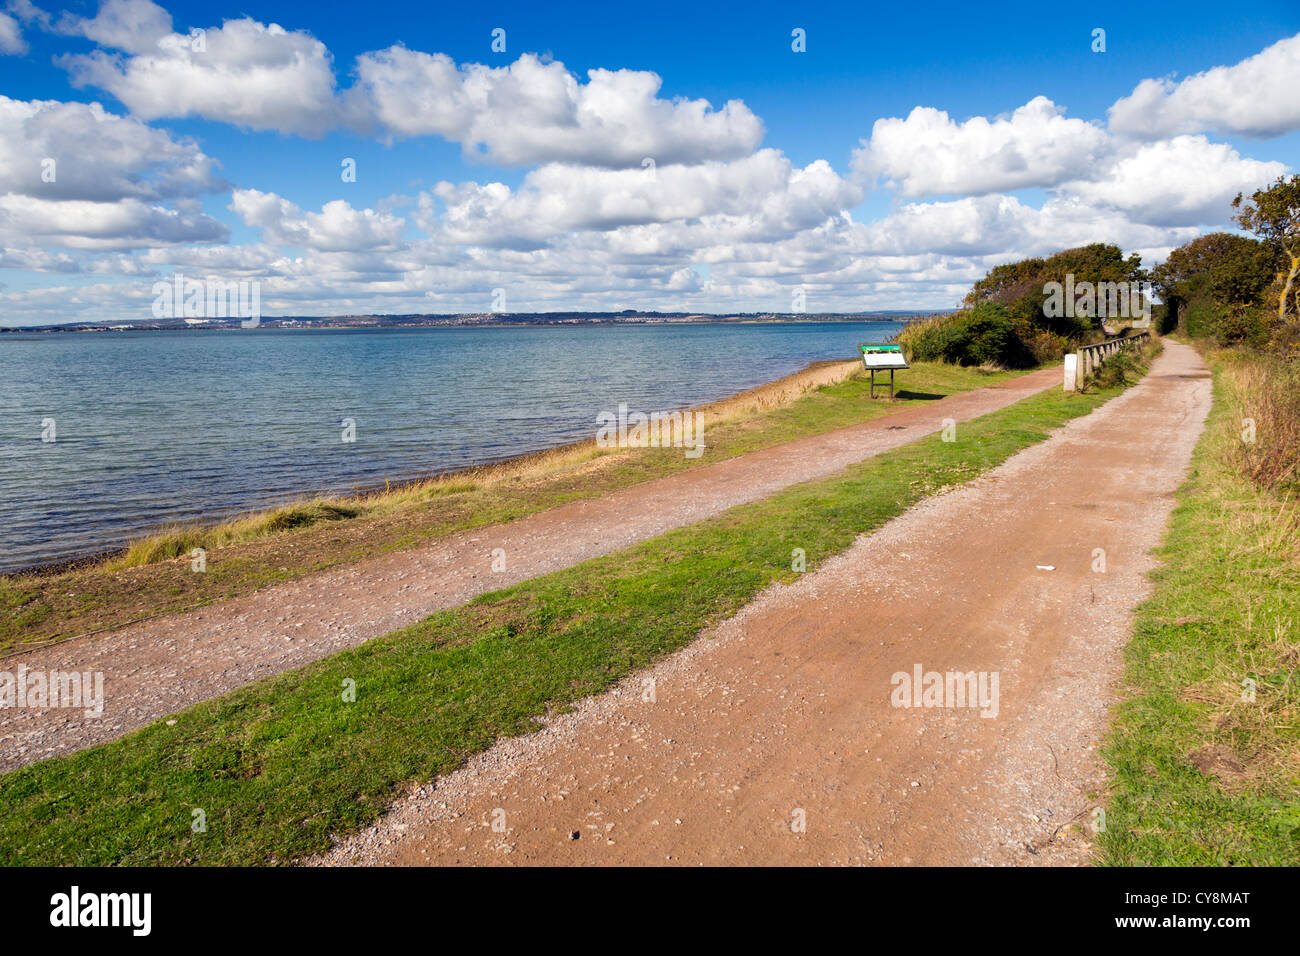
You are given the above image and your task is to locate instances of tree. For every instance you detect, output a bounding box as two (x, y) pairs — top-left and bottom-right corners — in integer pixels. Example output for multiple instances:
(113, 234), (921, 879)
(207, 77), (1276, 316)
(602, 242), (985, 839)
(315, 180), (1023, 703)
(964, 243), (1146, 337)
(964, 258), (1045, 308)
(1151, 233), (1275, 326)
(1233, 175), (1300, 324)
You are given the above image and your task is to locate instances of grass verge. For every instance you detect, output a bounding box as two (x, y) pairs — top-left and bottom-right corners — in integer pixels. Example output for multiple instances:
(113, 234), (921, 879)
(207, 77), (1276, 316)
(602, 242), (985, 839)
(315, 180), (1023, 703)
(1, 360), (1027, 653)
(0, 369), (1128, 866)
(1100, 348), (1300, 865)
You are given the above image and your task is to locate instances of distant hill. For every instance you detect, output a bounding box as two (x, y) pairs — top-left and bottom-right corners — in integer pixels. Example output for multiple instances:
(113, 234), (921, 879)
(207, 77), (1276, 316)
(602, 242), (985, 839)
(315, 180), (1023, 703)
(1, 311), (944, 333)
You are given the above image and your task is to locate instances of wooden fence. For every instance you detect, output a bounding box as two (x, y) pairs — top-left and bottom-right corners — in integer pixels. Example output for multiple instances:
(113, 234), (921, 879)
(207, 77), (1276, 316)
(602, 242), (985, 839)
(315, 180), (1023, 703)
(1064, 332), (1150, 392)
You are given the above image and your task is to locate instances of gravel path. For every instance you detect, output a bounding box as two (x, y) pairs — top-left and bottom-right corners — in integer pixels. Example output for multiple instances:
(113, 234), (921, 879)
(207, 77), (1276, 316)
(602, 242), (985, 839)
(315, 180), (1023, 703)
(310, 341), (1211, 866)
(1, 367), (1059, 771)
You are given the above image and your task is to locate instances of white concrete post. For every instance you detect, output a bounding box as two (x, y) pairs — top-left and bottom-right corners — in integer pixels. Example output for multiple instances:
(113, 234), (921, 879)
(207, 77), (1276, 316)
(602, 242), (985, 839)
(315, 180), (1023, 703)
(1064, 353), (1078, 392)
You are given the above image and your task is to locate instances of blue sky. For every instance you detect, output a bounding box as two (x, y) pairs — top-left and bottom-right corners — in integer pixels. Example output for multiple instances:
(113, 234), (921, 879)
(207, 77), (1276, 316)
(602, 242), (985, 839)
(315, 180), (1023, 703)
(1, 0), (1298, 323)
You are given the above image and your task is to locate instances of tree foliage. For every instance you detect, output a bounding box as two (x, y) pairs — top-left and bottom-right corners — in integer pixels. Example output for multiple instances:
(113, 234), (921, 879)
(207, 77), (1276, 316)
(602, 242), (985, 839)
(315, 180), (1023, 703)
(1151, 233), (1275, 313)
(1233, 175), (1300, 323)
(920, 243), (1152, 366)
(964, 243), (1146, 338)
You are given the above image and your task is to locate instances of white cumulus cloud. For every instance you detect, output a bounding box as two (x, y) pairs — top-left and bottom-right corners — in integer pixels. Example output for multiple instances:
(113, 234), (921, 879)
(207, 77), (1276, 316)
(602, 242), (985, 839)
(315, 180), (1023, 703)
(0, 93), (226, 252)
(55, 0), (172, 55)
(1058, 135), (1286, 227)
(853, 96), (1109, 197)
(0, 11), (25, 54)
(0, 95), (223, 201)
(424, 150), (859, 247)
(60, 15), (339, 136)
(230, 190), (406, 251)
(349, 49), (764, 166)
(1109, 32), (1300, 138)
(0, 193), (228, 249)
(856, 193), (1198, 262)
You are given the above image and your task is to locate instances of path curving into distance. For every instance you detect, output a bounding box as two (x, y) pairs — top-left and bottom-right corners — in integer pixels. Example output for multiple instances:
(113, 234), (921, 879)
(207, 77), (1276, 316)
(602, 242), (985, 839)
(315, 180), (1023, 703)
(311, 340), (1212, 867)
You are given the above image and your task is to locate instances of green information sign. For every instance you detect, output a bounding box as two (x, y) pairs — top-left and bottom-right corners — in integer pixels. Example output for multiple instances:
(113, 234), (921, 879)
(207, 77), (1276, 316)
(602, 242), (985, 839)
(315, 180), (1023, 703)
(857, 343), (909, 398)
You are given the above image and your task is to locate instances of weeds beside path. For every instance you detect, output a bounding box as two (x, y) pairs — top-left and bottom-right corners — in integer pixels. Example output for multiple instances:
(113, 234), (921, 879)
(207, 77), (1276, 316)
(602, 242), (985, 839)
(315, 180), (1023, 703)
(1102, 347), (1300, 865)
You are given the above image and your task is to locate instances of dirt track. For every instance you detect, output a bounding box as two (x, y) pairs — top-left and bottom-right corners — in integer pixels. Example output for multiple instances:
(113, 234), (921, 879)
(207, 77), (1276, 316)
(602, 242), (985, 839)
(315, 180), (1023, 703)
(2, 366), (1059, 771)
(313, 340), (1211, 866)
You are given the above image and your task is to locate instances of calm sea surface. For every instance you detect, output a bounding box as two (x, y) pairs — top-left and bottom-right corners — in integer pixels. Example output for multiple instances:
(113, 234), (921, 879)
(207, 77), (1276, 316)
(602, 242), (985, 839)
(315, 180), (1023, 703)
(0, 321), (902, 573)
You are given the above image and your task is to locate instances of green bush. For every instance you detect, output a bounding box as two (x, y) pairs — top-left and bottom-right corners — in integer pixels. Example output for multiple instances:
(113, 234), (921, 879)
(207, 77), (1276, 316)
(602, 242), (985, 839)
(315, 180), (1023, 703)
(1090, 350), (1138, 389)
(1182, 297), (1219, 340)
(1086, 336), (1162, 391)
(1183, 295), (1273, 347)
(1016, 324), (1071, 365)
(895, 303), (1036, 367)
(1217, 303), (1273, 347)
(965, 243), (1147, 340)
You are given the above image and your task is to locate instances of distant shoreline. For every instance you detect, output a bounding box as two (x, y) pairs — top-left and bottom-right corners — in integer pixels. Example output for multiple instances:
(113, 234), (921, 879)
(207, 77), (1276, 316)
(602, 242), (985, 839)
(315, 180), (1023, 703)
(0, 312), (939, 334)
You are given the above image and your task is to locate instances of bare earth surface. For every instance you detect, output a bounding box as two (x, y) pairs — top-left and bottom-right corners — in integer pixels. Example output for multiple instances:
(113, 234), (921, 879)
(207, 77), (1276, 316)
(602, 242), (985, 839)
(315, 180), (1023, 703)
(1, 367), (1059, 771)
(312, 341), (1211, 867)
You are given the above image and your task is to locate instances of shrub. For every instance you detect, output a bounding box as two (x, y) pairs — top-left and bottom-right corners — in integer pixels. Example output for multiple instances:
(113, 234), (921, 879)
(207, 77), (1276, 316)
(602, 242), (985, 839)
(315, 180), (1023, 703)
(1181, 295), (1275, 347)
(894, 303), (1035, 368)
(1016, 325), (1070, 365)
(1217, 302), (1274, 347)
(1083, 335), (1163, 392)
(1090, 350), (1138, 389)
(966, 243), (1147, 339)
(1268, 322), (1300, 364)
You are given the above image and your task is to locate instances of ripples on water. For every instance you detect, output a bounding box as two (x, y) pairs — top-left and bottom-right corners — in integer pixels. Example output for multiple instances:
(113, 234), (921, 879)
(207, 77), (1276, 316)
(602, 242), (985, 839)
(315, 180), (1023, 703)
(0, 321), (902, 572)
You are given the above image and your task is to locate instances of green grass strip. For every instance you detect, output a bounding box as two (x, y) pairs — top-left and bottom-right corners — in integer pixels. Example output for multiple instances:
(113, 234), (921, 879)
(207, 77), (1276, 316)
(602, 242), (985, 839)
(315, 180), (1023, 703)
(1100, 356), (1300, 865)
(1, 377), (1124, 866)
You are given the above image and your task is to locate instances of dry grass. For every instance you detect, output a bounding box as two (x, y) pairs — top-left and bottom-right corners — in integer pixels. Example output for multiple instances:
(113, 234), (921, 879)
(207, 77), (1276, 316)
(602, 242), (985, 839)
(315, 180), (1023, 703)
(1220, 353), (1300, 492)
(693, 359), (860, 419)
